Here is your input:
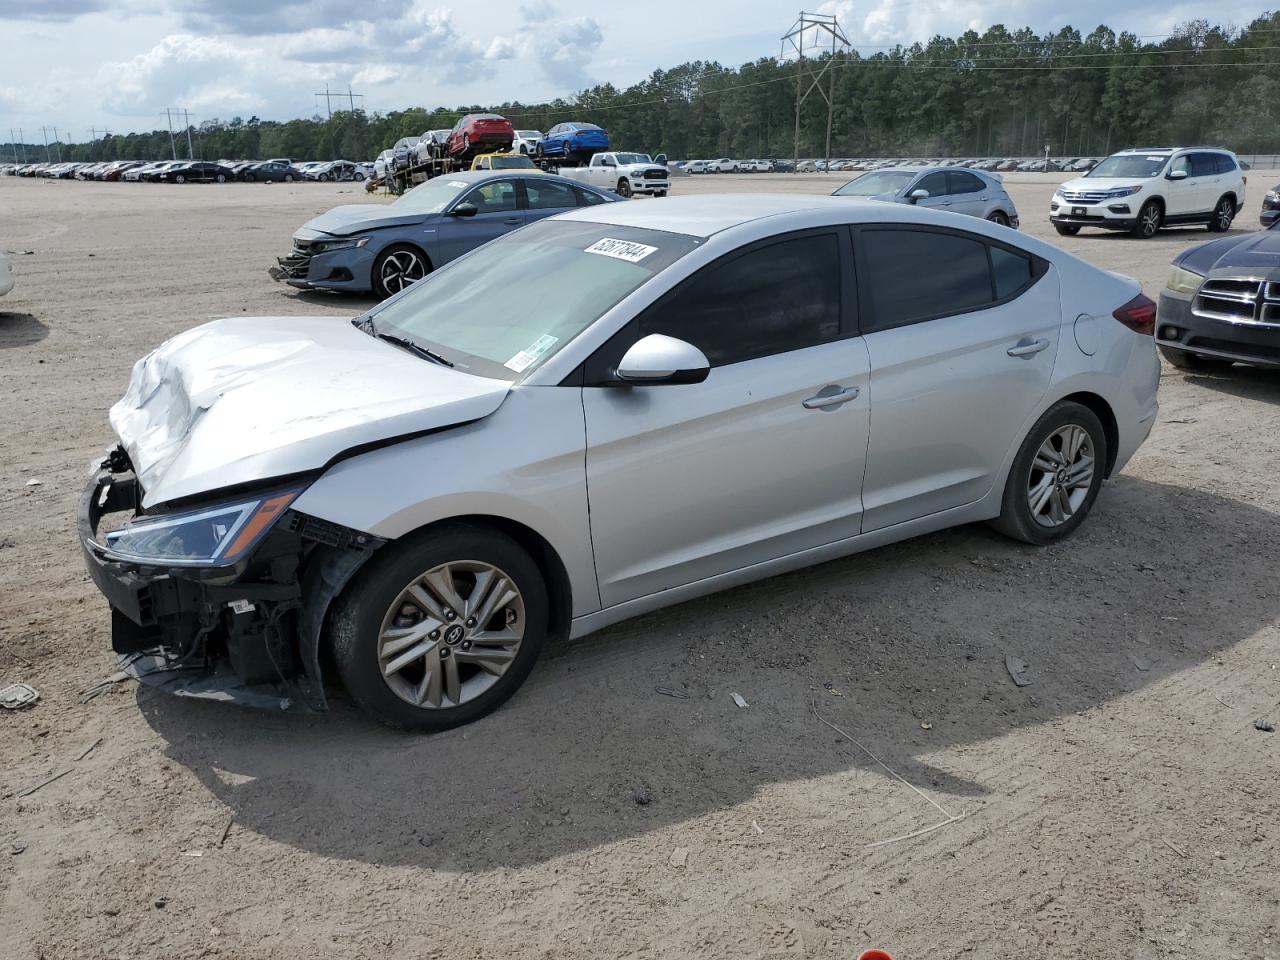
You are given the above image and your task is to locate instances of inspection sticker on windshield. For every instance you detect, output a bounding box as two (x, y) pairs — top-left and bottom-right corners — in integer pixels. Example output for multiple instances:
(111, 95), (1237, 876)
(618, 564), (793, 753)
(504, 334), (559, 373)
(585, 238), (658, 263)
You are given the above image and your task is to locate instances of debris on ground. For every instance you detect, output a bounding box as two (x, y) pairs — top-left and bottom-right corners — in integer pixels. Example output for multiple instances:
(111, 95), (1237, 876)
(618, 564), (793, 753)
(75, 737), (103, 761)
(752, 820), (764, 835)
(731, 692), (749, 708)
(655, 686), (689, 699)
(1164, 417), (1198, 424)
(823, 681), (844, 697)
(632, 788), (652, 806)
(17, 768), (72, 798)
(669, 846), (689, 868)
(183, 850), (204, 858)
(1128, 654), (1151, 672)
(920, 721), (933, 730)
(154, 898), (168, 910)
(1005, 655), (1032, 687)
(24, 478), (40, 487)
(0, 682), (40, 709)
(1256, 719), (1275, 733)
(80, 670), (130, 703)
(218, 815), (235, 847)
(11, 841), (27, 855)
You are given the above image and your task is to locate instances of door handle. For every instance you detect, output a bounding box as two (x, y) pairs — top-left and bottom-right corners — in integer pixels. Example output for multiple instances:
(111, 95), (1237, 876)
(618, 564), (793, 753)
(1007, 338), (1051, 358)
(802, 385), (860, 409)
(503, 217), (523, 224)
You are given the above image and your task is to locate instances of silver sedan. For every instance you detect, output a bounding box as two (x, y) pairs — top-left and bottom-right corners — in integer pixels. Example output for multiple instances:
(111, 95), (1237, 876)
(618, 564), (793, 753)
(834, 165), (1020, 227)
(83, 194), (1157, 730)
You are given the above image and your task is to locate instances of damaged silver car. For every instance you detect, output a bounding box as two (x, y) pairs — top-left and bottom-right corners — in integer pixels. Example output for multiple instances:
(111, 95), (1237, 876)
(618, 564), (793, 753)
(81, 195), (1158, 730)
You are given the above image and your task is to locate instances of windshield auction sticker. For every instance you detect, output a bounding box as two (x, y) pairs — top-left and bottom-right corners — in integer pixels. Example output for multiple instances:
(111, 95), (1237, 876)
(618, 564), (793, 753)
(504, 334), (559, 373)
(448, 181), (469, 188)
(585, 238), (658, 263)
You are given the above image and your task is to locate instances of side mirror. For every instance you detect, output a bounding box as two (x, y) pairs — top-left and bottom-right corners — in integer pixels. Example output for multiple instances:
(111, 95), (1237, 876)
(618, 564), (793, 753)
(1168, 169), (1188, 180)
(908, 188), (930, 203)
(615, 334), (710, 385)
(450, 202), (479, 217)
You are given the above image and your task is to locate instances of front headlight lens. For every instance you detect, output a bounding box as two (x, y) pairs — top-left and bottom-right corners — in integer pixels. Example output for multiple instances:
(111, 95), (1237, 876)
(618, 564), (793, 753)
(1166, 264), (1205, 296)
(103, 488), (301, 566)
(313, 237), (370, 253)
(1107, 186), (1142, 198)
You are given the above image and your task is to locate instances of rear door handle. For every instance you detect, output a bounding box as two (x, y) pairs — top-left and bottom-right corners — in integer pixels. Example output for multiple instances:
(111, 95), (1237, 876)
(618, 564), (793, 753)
(1007, 338), (1051, 358)
(802, 385), (860, 409)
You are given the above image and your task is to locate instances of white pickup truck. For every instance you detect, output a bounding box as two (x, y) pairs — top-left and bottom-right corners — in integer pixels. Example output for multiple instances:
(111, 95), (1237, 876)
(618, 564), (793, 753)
(556, 151), (669, 198)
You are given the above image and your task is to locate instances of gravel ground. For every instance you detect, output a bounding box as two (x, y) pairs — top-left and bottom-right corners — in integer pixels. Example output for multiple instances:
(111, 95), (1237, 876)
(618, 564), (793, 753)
(1, 171), (1277, 960)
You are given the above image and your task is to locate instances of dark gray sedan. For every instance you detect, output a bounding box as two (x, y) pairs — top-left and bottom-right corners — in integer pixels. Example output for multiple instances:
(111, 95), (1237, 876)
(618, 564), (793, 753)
(271, 171), (619, 299)
(834, 165), (1020, 227)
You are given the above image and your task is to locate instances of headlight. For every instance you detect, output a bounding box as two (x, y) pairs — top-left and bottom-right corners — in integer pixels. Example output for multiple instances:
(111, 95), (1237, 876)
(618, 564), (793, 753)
(1166, 264), (1204, 296)
(1267, 190), (1278, 202)
(312, 237), (370, 253)
(102, 488), (302, 566)
(1107, 186), (1142, 198)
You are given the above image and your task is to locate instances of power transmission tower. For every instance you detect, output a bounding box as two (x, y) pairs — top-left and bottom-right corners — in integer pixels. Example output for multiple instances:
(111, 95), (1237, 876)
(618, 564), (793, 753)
(314, 83), (364, 118)
(8, 128), (17, 163)
(40, 126), (52, 162)
(17, 127), (26, 162)
(780, 11), (851, 172)
(181, 109), (194, 158)
(163, 108), (177, 159)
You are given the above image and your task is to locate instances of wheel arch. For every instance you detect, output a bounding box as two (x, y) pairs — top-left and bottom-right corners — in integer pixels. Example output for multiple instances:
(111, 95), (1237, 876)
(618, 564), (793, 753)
(1058, 390), (1119, 477)
(374, 239), (434, 271)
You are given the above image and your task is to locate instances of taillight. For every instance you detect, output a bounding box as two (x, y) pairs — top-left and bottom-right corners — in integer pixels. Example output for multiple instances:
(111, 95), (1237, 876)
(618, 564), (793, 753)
(1113, 293), (1156, 335)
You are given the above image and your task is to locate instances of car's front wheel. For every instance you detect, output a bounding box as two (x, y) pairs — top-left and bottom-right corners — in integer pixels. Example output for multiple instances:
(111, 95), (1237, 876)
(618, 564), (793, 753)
(992, 400), (1107, 545)
(1158, 344), (1234, 372)
(616, 178), (632, 198)
(1208, 195), (1235, 232)
(1132, 200), (1162, 238)
(987, 210), (1010, 227)
(330, 524), (548, 731)
(1054, 223), (1081, 236)
(372, 243), (429, 299)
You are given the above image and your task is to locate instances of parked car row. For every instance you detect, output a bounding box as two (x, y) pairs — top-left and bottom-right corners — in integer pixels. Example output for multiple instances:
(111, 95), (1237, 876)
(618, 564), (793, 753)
(2, 159), (373, 183)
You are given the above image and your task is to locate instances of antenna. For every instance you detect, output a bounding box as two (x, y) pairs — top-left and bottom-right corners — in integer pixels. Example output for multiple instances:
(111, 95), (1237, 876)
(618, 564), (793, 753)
(780, 11), (851, 172)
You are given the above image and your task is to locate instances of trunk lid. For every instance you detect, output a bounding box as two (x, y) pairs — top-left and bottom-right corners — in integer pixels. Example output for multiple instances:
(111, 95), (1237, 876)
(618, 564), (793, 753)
(111, 316), (511, 507)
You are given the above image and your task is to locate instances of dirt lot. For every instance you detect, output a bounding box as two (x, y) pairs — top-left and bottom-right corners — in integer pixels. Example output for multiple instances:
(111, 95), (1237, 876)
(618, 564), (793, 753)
(1, 171), (1278, 960)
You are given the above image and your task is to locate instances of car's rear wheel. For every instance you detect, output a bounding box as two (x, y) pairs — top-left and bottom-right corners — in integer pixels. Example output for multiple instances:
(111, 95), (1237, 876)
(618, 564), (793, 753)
(215, 173), (225, 183)
(1054, 223), (1081, 236)
(1131, 200), (1162, 238)
(372, 243), (429, 299)
(616, 178), (633, 198)
(991, 400), (1107, 545)
(174, 174), (185, 184)
(354, 172), (365, 181)
(987, 210), (1010, 227)
(330, 524), (548, 731)
(1208, 195), (1235, 232)
(1158, 344), (1234, 372)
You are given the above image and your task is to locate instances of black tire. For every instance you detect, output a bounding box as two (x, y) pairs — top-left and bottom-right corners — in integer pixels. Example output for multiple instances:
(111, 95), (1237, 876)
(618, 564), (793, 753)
(1131, 200), (1162, 238)
(354, 172), (365, 181)
(371, 243), (429, 299)
(215, 174), (225, 183)
(330, 523), (549, 731)
(987, 210), (1010, 227)
(991, 400), (1108, 545)
(1159, 344), (1234, 372)
(655, 190), (667, 198)
(1207, 195), (1235, 233)
(616, 178), (633, 198)
(1054, 223), (1080, 236)
(174, 174), (185, 184)
(284, 174), (294, 182)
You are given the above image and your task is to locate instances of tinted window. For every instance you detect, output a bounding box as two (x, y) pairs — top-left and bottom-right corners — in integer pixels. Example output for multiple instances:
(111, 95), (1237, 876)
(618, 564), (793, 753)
(1189, 153), (1218, 177)
(638, 233), (842, 367)
(948, 171), (986, 194)
(862, 229), (991, 330)
(461, 180), (518, 213)
(991, 246), (1032, 299)
(524, 179), (576, 210)
(1214, 153), (1237, 174)
(572, 186), (607, 206)
(915, 172), (948, 197)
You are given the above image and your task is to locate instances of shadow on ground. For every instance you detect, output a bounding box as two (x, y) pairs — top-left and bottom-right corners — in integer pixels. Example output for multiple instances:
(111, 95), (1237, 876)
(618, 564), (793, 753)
(141, 475), (1279, 870)
(0, 312), (48, 348)
(1185, 365), (1280, 404)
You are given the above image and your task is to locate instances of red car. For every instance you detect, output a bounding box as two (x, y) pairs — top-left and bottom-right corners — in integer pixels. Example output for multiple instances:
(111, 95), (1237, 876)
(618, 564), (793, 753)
(447, 114), (514, 160)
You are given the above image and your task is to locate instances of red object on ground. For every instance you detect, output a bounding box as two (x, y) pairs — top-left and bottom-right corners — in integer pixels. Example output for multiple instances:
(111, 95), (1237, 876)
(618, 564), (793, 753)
(857, 951), (895, 960)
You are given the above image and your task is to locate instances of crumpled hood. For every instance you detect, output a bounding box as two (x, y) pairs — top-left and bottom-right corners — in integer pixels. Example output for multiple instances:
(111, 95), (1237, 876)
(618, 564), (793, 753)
(297, 203), (426, 239)
(110, 316), (511, 507)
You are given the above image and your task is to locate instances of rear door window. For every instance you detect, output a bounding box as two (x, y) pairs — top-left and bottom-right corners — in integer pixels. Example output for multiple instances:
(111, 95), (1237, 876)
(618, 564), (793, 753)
(524, 179), (577, 210)
(1189, 153), (1218, 178)
(947, 171), (986, 194)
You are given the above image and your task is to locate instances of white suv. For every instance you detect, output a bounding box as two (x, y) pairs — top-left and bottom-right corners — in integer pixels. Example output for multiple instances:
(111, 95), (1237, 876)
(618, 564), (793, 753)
(1050, 147), (1245, 239)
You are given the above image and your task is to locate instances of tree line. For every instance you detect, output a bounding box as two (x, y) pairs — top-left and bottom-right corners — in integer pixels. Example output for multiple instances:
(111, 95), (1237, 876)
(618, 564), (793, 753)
(7, 13), (1280, 165)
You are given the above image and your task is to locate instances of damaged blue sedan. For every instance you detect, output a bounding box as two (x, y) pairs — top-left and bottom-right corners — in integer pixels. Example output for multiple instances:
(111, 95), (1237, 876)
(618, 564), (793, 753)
(270, 170), (618, 299)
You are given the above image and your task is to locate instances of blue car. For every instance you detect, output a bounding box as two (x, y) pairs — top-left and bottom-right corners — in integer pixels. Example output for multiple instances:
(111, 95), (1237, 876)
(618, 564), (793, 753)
(537, 122), (610, 164)
(271, 171), (617, 299)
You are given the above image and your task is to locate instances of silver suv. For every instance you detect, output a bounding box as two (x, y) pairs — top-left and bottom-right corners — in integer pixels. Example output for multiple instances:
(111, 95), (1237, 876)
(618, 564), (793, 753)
(834, 166), (1020, 227)
(1051, 147), (1245, 238)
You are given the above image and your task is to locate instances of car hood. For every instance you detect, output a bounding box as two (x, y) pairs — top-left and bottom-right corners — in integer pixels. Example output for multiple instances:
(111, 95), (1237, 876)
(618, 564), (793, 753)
(1178, 227), (1280, 275)
(618, 164), (667, 175)
(296, 203), (427, 239)
(1058, 176), (1146, 193)
(110, 316), (511, 508)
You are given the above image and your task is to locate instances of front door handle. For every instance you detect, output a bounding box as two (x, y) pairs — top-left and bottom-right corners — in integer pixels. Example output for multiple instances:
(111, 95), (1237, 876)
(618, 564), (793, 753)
(1007, 338), (1050, 358)
(802, 385), (860, 409)
(503, 217), (523, 225)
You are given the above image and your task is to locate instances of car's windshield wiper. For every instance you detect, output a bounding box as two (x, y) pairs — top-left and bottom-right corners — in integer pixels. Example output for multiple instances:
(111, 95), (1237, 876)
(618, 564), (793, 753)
(376, 333), (454, 367)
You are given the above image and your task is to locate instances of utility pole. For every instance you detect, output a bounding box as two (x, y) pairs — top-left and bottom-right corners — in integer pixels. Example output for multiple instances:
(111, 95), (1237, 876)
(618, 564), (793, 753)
(163, 108), (177, 159)
(780, 12), (850, 173)
(8, 128), (16, 164)
(40, 126), (51, 162)
(182, 108), (194, 159)
(17, 128), (26, 162)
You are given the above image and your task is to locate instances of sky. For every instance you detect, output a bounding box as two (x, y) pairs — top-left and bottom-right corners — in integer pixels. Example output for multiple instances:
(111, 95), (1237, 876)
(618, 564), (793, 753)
(0, 0), (1269, 142)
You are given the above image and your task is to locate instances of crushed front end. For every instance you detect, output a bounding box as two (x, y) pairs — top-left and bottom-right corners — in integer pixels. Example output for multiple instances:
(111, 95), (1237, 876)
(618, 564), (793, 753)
(79, 446), (381, 711)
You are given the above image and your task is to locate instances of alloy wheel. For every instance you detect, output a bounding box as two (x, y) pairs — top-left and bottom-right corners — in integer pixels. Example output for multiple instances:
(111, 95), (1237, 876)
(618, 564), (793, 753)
(378, 249), (425, 292)
(1215, 199), (1233, 231)
(376, 560), (526, 709)
(1027, 424), (1095, 528)
(1139, 203), (1160, 237)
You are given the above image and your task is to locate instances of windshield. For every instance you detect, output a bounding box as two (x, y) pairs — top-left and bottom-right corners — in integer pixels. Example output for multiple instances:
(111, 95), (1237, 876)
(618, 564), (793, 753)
(834, 171), (916, 196)
(390, 177), (472, 214)
(614, 153), (650, 164)
(368, 219), (701, 380)
(1087, 154), (1169, 179)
